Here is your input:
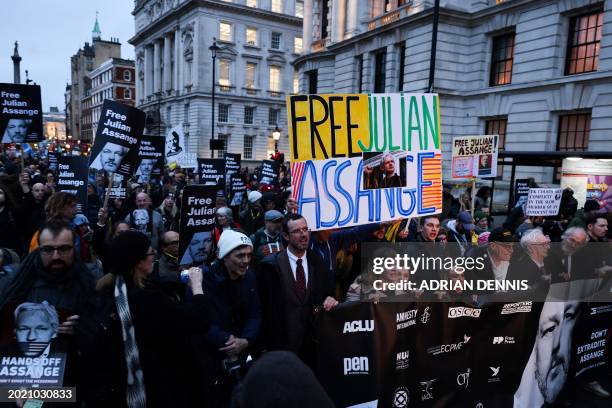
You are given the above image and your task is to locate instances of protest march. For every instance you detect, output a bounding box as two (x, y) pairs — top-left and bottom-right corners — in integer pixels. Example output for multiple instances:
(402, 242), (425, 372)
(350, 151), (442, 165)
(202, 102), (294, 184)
(0, 81), (611, 408)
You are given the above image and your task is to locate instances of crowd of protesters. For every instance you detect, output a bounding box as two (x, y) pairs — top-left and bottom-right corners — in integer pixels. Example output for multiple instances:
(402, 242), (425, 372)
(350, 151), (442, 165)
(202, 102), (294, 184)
(0, 149), (611, 406)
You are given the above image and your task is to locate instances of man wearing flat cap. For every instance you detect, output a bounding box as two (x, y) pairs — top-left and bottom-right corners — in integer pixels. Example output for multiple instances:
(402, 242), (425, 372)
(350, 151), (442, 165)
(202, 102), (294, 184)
(250, 210), (284, 262)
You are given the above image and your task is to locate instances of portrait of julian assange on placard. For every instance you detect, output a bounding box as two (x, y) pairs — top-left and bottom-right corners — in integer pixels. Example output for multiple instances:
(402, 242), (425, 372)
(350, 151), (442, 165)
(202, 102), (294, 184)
(89, 142), (129, 174)
(1, 118), (32, 144)
(362, 152), (407, 190)
(13, 301), (60, 358)
(180, 231), (213, 267)
(136, 158), (158, 184)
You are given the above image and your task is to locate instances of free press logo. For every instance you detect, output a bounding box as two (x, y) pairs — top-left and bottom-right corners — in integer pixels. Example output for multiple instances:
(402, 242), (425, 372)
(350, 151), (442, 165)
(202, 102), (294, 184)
(343, 320), (374, 334)
(343, 356), (369, 376)
(448, 306), (481, 319)
(492, 336), (516, 345)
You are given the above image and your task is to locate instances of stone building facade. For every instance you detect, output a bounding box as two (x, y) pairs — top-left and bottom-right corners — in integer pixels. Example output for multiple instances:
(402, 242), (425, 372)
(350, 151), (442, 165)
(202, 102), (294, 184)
(295, 0), (612, 196)
(130, 0), (303, 165)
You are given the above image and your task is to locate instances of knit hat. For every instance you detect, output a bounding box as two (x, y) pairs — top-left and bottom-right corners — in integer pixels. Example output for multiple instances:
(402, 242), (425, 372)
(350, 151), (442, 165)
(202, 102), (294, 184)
(474, 211), (487, 223)
(218, 230), (253, 259)
(109, 230), (151, 275)
(248, 190), (262, 203)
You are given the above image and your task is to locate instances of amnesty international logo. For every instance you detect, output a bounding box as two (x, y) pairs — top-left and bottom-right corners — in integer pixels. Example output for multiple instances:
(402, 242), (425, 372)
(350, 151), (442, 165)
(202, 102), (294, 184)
(420, 306), (431, 324)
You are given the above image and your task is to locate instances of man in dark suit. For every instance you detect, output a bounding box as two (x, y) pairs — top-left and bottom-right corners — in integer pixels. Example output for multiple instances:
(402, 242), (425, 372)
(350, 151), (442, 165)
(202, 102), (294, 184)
(507, 228), (550, 287)
(257, 213), (338, 366)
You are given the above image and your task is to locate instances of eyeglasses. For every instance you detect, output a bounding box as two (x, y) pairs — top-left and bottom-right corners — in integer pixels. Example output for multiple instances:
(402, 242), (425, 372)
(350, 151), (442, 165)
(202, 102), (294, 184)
(39, 245), (74, 255)
(288, 227), (310, 235)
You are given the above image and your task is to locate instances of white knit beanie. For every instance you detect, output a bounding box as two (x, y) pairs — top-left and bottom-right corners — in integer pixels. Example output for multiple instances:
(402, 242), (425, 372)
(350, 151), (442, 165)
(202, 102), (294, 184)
(218, 230), (253, 259)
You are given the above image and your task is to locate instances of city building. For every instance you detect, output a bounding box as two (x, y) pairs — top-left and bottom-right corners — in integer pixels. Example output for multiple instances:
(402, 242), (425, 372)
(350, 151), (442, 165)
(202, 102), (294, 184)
(88, 58), (136, 137)
(66, 15), (123, 142)
(130, 0), (303, 165)
(295, 0), (612, 205)
(42, 107), (66, 141)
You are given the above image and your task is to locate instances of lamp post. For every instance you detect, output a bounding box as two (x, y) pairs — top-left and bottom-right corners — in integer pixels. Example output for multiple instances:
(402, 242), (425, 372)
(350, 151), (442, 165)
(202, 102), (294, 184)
(272, 126), (281, 153)
(209, 38), (220, 158)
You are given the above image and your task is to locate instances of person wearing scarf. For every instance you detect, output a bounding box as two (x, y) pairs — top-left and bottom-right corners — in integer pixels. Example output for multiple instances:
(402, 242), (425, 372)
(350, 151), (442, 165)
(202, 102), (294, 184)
(108, 231), (211, 407)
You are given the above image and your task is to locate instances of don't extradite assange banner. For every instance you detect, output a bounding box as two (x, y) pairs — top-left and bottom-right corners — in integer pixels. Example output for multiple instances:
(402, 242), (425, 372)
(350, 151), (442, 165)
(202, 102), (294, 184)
(287, 93), (442, 230)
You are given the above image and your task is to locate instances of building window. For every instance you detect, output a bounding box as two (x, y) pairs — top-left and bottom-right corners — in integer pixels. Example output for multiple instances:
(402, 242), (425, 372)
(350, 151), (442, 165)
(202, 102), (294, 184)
(397, 44), (406, 91)
(321, 0), (329, 39)
(245, 62), (257, 89)
(271, 0), (282, 13)
(485, 118), (507, 178)
(244, 106), (255, 124)
(268, 108), (279, 126)
(216, 134), (228, 158)
(557, 113), (591, 151)
(218, 104), (230, 123)
(219, 59), (231, 87)
(246, 27), (258, 46)
(271, 32), (281, 49)
(296, 0), (304, 17)
(566, 11), (603, 75)
(294, 37), (303, 54)
(220, 22), (232, 42)
(356, 55), (364, 92)
(124, 88), (132, 99)
(384, 0), (392, 12)
(374, 49), (387, 93)
(490, 32), (515, 86)
(123, 70), (132, 81)
(293, 70), (299, 93)
(246, 0), (257, 7)
(243, 135), (254, 159)
(269, 66), (281, 92)
(307, 70), (318, 94)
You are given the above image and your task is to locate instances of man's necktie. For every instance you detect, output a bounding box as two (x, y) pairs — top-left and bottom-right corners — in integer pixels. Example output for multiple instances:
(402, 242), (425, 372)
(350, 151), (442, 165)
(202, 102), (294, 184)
(296, 258), (306, 301)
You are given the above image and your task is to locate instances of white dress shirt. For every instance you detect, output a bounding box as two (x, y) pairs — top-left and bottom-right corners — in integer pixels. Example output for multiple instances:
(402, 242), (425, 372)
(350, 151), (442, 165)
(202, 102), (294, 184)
(286, 247), (309, 286)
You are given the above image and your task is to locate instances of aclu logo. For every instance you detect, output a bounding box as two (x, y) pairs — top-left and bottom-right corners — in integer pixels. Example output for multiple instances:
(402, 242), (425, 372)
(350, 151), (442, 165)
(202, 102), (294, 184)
(343, 356), (369, 376)
(492, 336), (516, 345)
(427, 334), (471, 356)
(448, 306), (481, 319)
(396, 309), (418, 330)
(488, 366), (501, 383)
(501, 301), (532, 315)
(396, 350), (410, 370)
(343, 320), (374, 334)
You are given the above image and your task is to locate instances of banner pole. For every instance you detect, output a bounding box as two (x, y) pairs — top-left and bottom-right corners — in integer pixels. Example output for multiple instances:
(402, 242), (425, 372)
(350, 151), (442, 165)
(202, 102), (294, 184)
(470, 178), (476, 218)
(103, 173), (115, 211)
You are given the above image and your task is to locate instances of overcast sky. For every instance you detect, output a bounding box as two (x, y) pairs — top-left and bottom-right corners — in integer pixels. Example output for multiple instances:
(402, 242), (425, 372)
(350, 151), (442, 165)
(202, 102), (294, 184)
(0, 0), (135, 111)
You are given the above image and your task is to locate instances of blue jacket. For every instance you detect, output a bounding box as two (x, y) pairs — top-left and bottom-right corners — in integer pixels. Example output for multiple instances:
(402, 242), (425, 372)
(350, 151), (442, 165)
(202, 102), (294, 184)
(202, 260), (261, 349)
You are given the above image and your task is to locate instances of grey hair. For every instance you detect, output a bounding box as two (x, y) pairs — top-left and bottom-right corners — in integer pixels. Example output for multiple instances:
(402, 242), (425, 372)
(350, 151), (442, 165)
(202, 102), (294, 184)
(216, 206), (233, 220)
(520, 228), (545, 250)
(561, 226), (587, 242)
(14, 301), (59, 328)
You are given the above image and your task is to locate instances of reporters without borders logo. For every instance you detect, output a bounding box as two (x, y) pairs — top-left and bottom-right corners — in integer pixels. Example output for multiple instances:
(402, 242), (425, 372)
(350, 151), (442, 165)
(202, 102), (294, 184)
(343, 356), (369, 376)
(501, 301), (532, 315)
(343, 320), (374, 334)
(448, 306), (481, 319)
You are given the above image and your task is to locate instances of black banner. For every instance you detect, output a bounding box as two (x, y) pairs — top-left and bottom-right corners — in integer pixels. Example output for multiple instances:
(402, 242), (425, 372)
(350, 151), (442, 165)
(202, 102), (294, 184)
(89, 100), (144, 176)
(225, 152), (241, 181)
(0, 83), (43, 143)
(57, 156), (88, 213)
(229, 173), (246, 207)
(261, 160), (279, 185)
(135, 135), (165, 184)
(197, 158), (226, 189)
(514, 178), (531, 207)
(47, 152), (59, 172)
(316, 284), (611, 407)
(178, 185), (216, 267)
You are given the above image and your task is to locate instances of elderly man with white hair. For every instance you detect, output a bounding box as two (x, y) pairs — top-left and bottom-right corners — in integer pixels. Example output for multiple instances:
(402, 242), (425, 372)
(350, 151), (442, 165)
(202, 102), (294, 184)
(507, 228), (551, 286)
(543, 227), (588, 283)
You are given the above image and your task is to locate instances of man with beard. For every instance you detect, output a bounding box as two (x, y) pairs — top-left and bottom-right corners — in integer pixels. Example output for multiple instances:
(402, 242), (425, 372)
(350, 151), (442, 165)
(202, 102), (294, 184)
(90, 142), (129, 174)
(545, 227), (588, 282)
(250, 210), (284, 261)
(180, 231), (213, 267)
(0, 219), (99, 390)
(125, 192), (165, 250)
(514, 299), (579, 407)
(136, 158), (157, 184)
(257, 214), (338, 367)
(1, 118), (31, 143)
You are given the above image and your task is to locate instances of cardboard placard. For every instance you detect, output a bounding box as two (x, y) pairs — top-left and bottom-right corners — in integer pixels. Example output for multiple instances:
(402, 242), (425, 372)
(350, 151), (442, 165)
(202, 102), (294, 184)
(57, 156), (88, 213)
(0, 83), (43, 143)
(525, 188), (563, 216)
(178, 185), (217, 266)
(451, 135), (499, 179)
